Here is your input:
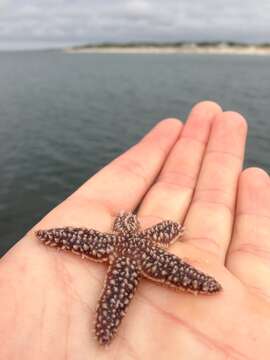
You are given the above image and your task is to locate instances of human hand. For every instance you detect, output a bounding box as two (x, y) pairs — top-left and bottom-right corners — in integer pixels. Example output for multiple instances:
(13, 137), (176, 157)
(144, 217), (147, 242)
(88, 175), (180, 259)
(1, 101), (270, 360)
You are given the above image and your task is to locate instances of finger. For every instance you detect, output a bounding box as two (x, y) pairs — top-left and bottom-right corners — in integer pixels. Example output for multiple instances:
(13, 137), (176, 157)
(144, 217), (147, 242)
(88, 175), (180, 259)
(138, 101), (222, 226)
(75, 118), (182, 210)
(32, 119), (183, 232)
(226, 168), (270, 299)
(183, 111), (247, 261)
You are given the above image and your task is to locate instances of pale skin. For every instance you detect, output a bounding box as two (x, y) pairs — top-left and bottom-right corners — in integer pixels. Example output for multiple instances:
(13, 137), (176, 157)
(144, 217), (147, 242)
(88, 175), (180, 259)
(1, 101), (270, 360)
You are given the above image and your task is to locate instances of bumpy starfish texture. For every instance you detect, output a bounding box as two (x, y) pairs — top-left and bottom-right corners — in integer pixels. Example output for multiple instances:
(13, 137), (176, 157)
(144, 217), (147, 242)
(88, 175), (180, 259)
(36, 211), (222, 345)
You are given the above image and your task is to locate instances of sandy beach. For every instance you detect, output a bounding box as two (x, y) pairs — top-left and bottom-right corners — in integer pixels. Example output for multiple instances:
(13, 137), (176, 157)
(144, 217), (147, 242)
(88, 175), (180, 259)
(65, 44), (270, 55)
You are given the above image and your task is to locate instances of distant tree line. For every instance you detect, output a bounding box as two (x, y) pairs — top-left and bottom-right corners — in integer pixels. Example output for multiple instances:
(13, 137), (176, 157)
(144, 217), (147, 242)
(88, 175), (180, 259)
(73, 41), (270, 49)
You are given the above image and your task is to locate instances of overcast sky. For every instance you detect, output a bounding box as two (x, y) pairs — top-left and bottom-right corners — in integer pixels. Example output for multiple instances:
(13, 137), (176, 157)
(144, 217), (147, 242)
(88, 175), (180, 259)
(1, 0), (270, 49)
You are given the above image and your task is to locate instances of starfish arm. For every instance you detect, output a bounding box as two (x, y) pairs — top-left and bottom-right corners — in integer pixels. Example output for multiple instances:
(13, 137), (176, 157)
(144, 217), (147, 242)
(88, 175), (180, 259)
(36, 227), (116, 262)
(113, 211), (140, 235)
(139, 220), (184, 246)
(94, 256), (140, 345)
(141, 245), (222, 294)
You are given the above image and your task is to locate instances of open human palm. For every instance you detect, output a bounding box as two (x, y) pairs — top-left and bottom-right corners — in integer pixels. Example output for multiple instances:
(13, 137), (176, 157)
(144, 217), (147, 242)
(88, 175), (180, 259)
(1, 101), (270, 359)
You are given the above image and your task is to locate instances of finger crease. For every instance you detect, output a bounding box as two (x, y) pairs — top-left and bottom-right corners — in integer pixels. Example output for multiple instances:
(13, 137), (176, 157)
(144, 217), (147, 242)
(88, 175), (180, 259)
(191, 198), (234, 217)
(246, 284), (270, 303)
(230, 243), (270, 265)
(192, 188), (235, 215)
(139, 214), (165, 224)
(67, 194), (117, 219)
(236, 212), (270, 222)
(113, 157), (149, 187)
(140, 138), (168, 158)
(180, 134), (207, 147)
(205, 149), (242, 162)
(137, 292), (251, 360)
(183, 236), (221, 256)
(155, 175), (195, 192)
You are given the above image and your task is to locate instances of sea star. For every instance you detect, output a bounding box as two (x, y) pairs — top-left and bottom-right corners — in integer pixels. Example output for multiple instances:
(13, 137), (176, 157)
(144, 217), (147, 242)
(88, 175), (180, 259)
(36, 211), (222, 345)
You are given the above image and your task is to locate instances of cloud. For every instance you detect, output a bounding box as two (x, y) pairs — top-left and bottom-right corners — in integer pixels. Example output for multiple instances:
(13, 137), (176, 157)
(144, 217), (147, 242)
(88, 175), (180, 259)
(0, 0), (270, 49)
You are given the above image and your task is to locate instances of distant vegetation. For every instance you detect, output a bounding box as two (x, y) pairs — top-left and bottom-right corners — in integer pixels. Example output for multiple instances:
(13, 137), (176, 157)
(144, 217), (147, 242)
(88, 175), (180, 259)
(72, 41), (270, 50)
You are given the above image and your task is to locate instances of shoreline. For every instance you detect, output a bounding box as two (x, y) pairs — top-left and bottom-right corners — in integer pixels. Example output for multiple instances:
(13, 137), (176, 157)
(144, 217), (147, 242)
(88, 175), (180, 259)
(64, 45), (270, 55)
